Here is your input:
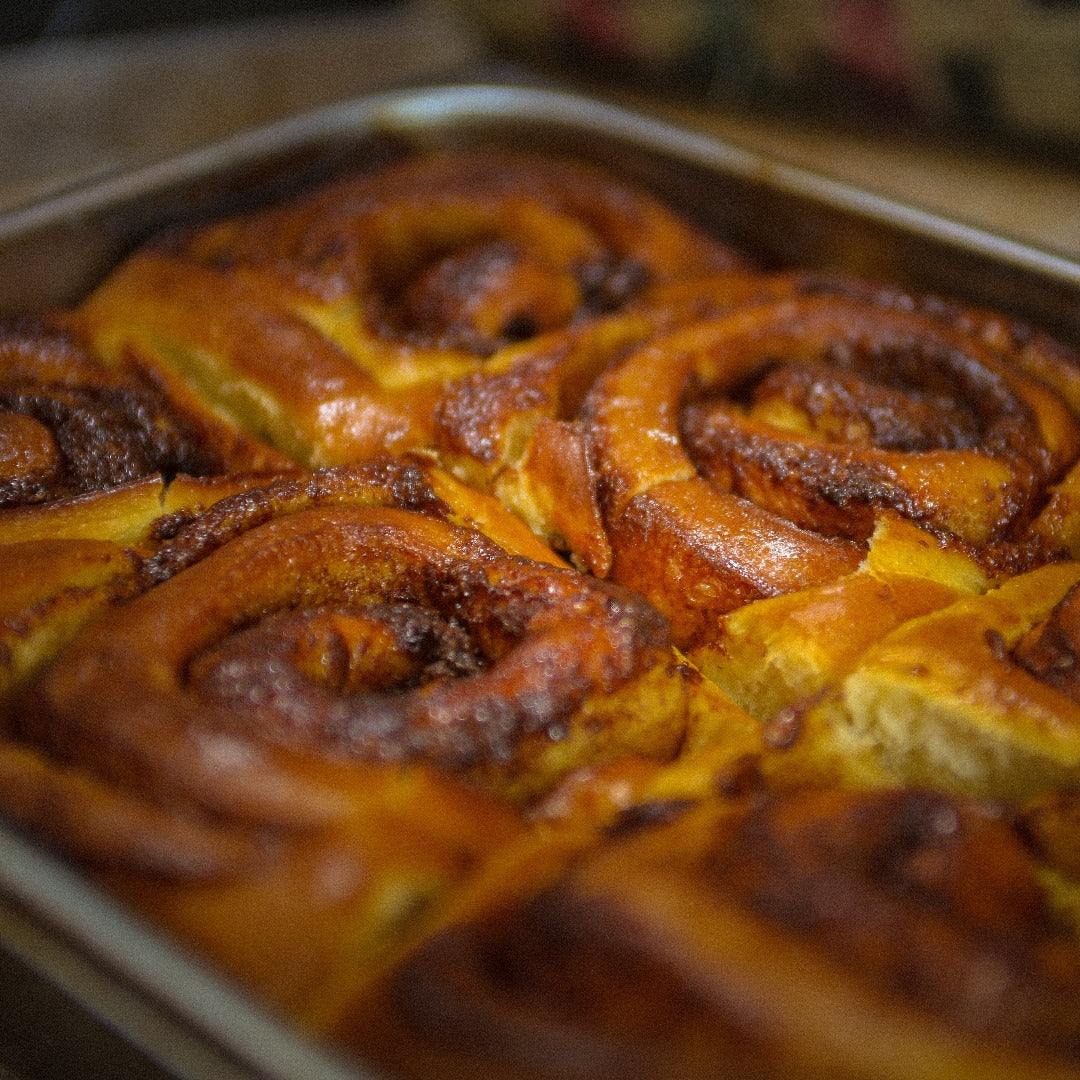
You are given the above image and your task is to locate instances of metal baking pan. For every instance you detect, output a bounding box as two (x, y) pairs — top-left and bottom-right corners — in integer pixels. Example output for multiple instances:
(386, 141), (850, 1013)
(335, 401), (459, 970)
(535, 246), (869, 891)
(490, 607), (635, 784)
(2, 82), (1080, 1080)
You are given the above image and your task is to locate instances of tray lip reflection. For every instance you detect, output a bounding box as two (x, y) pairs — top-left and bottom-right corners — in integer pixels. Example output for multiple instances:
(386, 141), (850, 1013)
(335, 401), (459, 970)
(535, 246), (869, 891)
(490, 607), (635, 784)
(0, 822), (367, 1080)
(2, 79), (1080, 1080)
(3, 81), (1080, 285)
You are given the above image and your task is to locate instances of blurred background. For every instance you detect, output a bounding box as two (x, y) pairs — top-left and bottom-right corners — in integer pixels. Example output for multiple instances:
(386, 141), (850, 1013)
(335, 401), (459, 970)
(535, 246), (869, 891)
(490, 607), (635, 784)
(0, 0), (1079, 256)
(0, 0), (391, 40)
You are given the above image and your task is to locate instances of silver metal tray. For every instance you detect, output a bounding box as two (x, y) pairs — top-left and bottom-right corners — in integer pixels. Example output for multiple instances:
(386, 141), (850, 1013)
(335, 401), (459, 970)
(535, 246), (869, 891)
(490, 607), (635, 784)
(2, 82), (1080, 1080)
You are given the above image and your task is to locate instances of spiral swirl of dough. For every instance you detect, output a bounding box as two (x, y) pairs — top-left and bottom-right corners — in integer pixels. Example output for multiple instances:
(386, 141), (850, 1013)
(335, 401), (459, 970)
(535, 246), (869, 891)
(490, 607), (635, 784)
(77, 151), (741, 468)
(582, 296), (1080, 647)
(17, 456), (698, 876)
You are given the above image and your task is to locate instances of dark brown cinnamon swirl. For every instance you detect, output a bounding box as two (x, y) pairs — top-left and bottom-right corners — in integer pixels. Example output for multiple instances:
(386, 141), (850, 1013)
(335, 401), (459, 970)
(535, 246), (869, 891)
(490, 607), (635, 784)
(637, 267), (1080, 562)
(582, 296), (1080, 651)
(0, 313), (282, 509)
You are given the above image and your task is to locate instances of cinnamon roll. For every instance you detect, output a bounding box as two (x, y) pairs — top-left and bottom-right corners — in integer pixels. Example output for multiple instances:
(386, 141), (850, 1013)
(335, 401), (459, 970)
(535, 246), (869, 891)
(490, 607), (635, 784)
(10, 454), (736, 878)
(348, 786), (1080, 1080)
(582, 295), (1080, 650)
(76, 151), (742, 471)
(0, 313), (282, 509)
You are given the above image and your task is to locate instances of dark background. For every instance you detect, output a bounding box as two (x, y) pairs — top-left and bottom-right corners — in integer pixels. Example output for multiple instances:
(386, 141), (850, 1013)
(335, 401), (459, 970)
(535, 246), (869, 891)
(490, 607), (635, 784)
(0, 0), (397, 45)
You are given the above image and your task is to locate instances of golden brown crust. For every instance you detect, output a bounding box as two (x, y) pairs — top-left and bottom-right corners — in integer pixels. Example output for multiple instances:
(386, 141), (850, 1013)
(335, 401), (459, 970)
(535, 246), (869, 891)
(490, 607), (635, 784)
(77, 152), (740, 475)
(352, 787), (1080, 1080)
(0, 740), (267, 879)
(430, 313), (659, 573)
(0, 537), (142, 729)
(796, 561), (1080, 802)
(692, 513), (988, 724)
(0, 469), (294, 738)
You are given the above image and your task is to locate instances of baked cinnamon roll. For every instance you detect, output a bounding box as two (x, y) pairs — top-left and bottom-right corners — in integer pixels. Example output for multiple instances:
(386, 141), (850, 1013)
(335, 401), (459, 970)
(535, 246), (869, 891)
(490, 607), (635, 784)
(582, 295), (1080, 650)
(0, 313), (282, 509)
(10, 454), (735, 875)
(348, 786), (1080, 1080)
(3, 451), (757, 1024)
(76, 151), (742, 471)
(0, 472), (539, 1017)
